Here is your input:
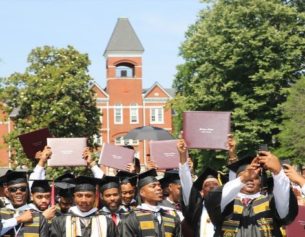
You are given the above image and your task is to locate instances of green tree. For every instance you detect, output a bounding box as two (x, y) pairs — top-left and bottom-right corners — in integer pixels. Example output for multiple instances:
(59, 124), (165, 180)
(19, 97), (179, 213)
(284, 0), (305, 12)
(1, 45), (101, 175)
(172, 0), (305, 170)
(278, 76), (305, 164)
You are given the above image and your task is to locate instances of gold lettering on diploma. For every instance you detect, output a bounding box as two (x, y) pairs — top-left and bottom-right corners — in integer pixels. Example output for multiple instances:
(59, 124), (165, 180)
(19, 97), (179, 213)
(112, 155), (122, 160)
(163, 152), (177, 158)
(199, 128), (214, 134)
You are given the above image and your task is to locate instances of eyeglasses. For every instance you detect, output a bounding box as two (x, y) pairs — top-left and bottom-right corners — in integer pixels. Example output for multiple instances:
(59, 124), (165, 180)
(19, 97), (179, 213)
(8, 186), (28, 193)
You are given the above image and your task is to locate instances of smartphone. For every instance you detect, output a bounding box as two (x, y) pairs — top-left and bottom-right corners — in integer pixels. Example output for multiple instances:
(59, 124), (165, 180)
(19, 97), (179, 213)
(281, 159), (291, 169)
(257, 144), (268, 172)
(258, 144), (268, 152)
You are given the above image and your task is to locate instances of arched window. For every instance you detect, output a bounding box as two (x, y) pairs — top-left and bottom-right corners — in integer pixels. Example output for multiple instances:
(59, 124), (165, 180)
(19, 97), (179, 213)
(115, 63), (135, 78)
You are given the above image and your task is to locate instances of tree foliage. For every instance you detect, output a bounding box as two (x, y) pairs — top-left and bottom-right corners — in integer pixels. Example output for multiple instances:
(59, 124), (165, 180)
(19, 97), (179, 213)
(1, 45), (101, 175)
(278, 76), (305, 164)
(172, 0), (305, 169)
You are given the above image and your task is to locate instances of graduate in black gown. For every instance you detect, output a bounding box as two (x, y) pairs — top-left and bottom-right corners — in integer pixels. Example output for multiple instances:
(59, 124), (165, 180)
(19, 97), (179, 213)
(28, 179), (58, 221)
(205, 152), (298, 237)
(54, 173), (76, 215)
(122, 169), (181, 237)
(50, 176), (116, 237)
(180, 165), (222, 237)
(99, 175), (127, 236)
(159, 170), (181, 210)
(116, 171), (138, 211)
(177, 138), (226, 237)
(0, 170), (49, 237)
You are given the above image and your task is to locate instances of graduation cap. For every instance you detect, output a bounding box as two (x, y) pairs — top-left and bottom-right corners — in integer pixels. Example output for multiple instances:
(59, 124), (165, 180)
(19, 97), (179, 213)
(99, 176), (120, 193)
(0, 175), (6, 187)
(159, 170), (180, 189)
(137, 169), (158, 190)
(227, 151), (257, 175)
(116, 171), (137, 186)
(5, 170), (28, 186)
(55, 173), (75, 185)
(30, 180), (51, 193)
(193, 167), (220, 191)
(54, 173), (76, 198)
(74, 176), (99, 192)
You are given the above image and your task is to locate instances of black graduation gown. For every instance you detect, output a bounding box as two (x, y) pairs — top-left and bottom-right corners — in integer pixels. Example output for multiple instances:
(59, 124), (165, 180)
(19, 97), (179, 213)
(180, 185), (204, 237)
(99, 207), (129, 237)
(160, 199), (176, 209)
(205, 186), (299, 237)
(122, 208), (181, 237)
(0, 211), (49, 237)
(49, 212), (116, 237)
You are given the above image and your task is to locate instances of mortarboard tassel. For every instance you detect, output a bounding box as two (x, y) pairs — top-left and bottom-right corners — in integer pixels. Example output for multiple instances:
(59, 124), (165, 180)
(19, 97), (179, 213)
(51, 179), (55, 206)
(217, 172), (223, 186)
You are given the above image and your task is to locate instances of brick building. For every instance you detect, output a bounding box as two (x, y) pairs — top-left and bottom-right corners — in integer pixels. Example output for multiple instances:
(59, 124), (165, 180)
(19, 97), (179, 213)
(92, 18), (174, 167)
(0, 105), (12, 168)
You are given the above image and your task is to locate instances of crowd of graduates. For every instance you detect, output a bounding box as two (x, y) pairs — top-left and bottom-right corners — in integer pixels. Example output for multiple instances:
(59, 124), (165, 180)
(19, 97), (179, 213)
(0, 135), (304, 237)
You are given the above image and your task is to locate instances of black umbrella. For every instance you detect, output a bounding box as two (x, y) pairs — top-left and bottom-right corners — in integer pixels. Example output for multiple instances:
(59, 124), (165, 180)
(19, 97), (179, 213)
(124, 125), (173, 141)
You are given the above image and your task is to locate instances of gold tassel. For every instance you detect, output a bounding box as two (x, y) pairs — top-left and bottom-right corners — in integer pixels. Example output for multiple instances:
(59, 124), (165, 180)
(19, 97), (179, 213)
(217, 172), (223, 185)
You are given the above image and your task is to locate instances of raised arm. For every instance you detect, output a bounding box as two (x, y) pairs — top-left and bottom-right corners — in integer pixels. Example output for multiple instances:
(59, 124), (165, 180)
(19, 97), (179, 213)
(284, 163), (305, 196)
(82, 147), (104, 178)
(177, 138), (193, 206)
(259, 151), (290, 219)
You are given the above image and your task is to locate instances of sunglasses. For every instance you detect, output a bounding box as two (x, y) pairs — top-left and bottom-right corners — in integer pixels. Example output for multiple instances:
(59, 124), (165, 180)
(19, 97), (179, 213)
(8, 186), (28, 193)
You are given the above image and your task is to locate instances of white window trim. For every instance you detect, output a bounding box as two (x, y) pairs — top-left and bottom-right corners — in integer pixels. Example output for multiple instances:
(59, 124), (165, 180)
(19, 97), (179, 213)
(130, 104), (139, 124)
(150, 107), (164, 124)
(115, 136), (125, 145)
(114, 104), (123, 124)
(98, 107), (103, 124)
(114, 136), (139, 146)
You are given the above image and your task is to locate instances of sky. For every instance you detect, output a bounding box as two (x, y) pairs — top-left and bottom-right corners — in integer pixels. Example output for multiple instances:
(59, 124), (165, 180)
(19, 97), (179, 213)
(0, 0), (204, 89)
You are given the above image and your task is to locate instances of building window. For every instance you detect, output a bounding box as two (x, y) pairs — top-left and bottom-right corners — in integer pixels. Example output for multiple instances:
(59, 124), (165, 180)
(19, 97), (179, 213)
(115, 136), (138, 146)
(130, 104), (139, 124)
(150, 107), (164, 124)
(115, 63), (135, 78)
(98, 107), (103, 124)
(128, 139), (139, 145)
(114, 104), (123, 124)
(115, 136), (125, 145)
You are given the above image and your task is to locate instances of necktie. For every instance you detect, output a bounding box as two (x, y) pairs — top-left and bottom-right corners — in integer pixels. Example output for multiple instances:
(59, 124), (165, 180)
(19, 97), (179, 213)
(242, 198), (251, 206)
(111, 213), (118, 225)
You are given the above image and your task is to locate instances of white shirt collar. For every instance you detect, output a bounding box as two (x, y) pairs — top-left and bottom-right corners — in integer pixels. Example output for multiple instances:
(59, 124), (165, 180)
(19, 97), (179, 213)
(69, 206), (98, 217)
(166, 197), (175, 204)
(122, 199), (136, 205)
(138, 203), (161, 212)
(237, 192), (261, 199)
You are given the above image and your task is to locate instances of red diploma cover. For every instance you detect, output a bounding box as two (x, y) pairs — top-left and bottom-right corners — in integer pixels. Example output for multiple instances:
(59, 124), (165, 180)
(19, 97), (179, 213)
(98, 143), (135, 170)
(150, 140), (180, 169)
(183, 111), (231, 150)
(286, 205), (305, 237)
(18, 128), (51, 159)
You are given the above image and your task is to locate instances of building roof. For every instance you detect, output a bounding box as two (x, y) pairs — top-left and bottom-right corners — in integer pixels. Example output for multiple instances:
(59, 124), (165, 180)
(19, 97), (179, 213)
(104, 18), (144, 56)
(91, 82), (109, 98)
(164, 88), (176, 98)
(142, 82), (175, 99)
